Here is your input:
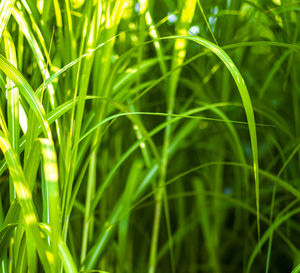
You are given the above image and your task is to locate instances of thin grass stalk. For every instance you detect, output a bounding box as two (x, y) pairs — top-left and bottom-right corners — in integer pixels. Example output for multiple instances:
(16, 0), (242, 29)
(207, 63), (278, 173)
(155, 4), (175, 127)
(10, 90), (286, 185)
(81, 0), (125, 267)
(3, 30), (19, 201)
(61, 0), (96, 242)
(83, 119), (199, 269)
(149, 2), (196, 273)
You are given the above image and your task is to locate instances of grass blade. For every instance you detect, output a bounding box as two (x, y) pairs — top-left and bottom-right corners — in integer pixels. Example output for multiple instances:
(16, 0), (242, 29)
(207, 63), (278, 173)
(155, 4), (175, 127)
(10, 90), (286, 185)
(0, 54), (50, 138)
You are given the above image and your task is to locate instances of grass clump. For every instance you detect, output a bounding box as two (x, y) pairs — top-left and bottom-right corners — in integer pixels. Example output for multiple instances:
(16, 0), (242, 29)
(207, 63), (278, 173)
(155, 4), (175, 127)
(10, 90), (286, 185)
(0, 0), (299, 272)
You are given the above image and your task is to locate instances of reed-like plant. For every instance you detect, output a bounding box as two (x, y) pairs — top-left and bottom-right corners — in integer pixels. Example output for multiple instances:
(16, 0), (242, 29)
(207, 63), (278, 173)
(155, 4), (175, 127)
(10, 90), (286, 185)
(0, 0), (299, 272)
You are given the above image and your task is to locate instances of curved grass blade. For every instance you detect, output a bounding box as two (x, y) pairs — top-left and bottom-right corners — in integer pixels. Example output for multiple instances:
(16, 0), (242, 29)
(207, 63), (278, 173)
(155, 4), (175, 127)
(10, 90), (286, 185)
(35, 38), (300, 104)
(258, 50), (291, 100)
(0, 0), (16, 39)
(0, 54), (50, 138)
(40, 138), (60, 271)
(265, 143), (300, 273)
(14, 231), (26, 273)
(3, 30), (19, 152)
(18, 0), (52, 65)
(3, 200), (21, 227)
(0, 200), (20, 264)
(3, 29), (19, 203)
(0, 224), (18, 262)
(166, 34), (260, 239)
(246, 207), (300, 273)
(0, 97), (82, 176)
(0, 132), (54, 272)
(39, 224), (78, 273)
(12, 8), (57, 109)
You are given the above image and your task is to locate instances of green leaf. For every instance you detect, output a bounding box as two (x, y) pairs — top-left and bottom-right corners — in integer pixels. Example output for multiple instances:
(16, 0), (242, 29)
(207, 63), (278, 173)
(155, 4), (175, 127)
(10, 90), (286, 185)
(0, 0), (16, 40)
(168, 35), (260, 238)
(0, 54), (50, 138)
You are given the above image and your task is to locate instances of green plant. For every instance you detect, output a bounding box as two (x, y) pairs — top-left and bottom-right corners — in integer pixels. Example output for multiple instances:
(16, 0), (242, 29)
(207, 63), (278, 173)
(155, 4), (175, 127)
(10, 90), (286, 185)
(0, 0), (299, 272)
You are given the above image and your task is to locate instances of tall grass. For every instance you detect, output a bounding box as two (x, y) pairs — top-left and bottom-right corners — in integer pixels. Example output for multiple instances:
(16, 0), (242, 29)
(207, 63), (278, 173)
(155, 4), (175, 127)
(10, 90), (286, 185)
(0, 0), (299, 272)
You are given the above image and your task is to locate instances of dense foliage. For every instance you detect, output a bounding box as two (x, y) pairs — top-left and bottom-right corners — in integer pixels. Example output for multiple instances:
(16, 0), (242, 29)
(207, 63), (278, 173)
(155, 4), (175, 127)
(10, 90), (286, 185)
(0, 0), (299, 272)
